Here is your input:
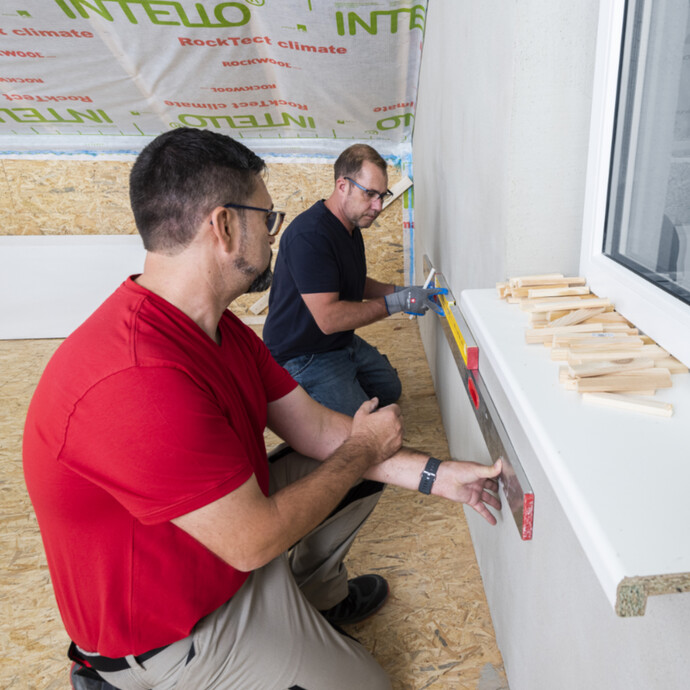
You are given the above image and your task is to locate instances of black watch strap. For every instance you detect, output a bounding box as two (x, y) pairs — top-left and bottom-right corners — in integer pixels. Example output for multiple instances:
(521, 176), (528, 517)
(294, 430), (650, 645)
(418, 457), (442, 495)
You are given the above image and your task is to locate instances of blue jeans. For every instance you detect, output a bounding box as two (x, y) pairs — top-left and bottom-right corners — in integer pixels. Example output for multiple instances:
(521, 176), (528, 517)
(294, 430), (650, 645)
(282, 335), (402, 416)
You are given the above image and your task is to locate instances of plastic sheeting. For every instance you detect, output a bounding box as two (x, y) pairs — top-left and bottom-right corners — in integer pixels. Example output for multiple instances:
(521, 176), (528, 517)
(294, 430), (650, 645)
(0, 0), (427, 158)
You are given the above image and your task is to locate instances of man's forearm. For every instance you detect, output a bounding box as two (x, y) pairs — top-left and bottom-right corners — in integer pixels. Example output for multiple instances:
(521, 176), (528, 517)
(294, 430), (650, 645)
(363, 277), (397, 300)
(363, 446), (432, 492)
(309, 297), (389, 334)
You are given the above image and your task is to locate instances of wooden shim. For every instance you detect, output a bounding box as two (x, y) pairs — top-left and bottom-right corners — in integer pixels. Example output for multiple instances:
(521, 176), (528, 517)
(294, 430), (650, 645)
(567, 357), (655, 378)
(575, 368), (672, 393)
(510, 274), (586, 288)
(568, 336), (644, 350)
(567, 344), (668, 363)
(525, 297), (611, 314)
(582, 392), (673, 417)
(601, 324), (638, 334)
(519, 295), (578, 310)
(548, 306), (605, 328)
(527, 286), (590, 299)
(509, 273), (563, 288)
(552, 332), (639, 346)
(525, 322), (604, 344)
(655, 357), (689, 374)
(551, 339), (644, 361)
(583, 311), (629, 324)
(496, 281), (509, 298)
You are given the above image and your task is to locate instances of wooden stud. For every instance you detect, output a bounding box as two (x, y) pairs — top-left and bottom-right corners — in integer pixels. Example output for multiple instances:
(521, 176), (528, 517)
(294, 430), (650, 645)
(582, 392), (673, 417)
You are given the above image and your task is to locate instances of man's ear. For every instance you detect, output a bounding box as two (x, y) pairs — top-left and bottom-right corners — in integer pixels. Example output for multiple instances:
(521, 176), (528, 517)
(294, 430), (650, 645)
(208, 206), (238, 253)
(334, 176), (349, 195)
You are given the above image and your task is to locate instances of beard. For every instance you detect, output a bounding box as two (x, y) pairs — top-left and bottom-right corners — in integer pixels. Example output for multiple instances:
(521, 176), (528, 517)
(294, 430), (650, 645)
(235, 252), (273, 294)
(246, 262), (273, 293)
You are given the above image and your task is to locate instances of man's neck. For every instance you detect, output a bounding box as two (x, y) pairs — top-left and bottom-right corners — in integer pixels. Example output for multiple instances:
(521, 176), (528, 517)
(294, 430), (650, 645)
(136, 251), (236, 345)
(324, 196), (355, 234)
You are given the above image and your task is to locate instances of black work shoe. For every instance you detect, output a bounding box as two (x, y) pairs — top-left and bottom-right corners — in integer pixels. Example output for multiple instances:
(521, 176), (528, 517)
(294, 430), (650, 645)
(320, 574), (389, 626)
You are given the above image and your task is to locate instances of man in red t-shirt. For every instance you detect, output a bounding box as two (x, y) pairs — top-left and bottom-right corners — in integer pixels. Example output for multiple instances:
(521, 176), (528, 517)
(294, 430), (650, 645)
(23, 128), (502, 690)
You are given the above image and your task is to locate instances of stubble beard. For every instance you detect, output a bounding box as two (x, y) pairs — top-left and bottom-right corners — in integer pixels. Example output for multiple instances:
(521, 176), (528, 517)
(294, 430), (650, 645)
(234, 253), (273, 293)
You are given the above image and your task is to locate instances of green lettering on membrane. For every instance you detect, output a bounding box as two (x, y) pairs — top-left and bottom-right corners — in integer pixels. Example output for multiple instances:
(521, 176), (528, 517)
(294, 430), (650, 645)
(335, 6), (425, 36)
(52, 0), (251, 27)
(177, 112), (316, 130)
(0, 107), (113, 124)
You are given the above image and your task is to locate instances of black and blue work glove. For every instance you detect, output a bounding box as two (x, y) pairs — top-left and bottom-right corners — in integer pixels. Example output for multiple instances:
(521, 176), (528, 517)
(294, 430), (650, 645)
(385, 286), (447, 316)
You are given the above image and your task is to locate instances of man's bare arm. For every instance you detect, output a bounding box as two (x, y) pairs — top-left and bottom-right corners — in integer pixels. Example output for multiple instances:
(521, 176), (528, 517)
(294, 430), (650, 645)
(268, 388), (502, 525)
(172, 399), (403, 571)
(301, 291), (389, 335)
(363, 277), (397, 299)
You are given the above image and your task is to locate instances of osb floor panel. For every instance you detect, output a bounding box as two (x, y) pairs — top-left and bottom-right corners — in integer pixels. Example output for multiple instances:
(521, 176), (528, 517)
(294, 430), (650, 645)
(0, 316), (508, 690)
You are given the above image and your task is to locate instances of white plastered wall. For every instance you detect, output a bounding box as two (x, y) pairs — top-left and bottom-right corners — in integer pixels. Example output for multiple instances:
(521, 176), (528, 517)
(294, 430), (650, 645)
(410, 0), (621, 686)
(412, 3), (690, 689)
(412, 0), (599, 501)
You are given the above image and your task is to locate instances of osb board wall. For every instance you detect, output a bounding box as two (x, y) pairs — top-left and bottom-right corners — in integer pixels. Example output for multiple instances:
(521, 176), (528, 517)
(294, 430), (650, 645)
(0, 159), (406, 316)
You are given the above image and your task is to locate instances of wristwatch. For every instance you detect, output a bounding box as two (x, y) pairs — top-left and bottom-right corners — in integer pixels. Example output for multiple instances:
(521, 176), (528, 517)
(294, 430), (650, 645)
(418, 457), (442, 494)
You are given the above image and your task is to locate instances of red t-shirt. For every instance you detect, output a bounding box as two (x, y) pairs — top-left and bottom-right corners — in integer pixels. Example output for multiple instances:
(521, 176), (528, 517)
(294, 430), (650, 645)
(23, 277), (297, 657)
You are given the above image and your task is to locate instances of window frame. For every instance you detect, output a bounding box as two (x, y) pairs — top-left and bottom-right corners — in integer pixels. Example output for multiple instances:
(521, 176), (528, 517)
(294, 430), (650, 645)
(580, 0), (690, 366)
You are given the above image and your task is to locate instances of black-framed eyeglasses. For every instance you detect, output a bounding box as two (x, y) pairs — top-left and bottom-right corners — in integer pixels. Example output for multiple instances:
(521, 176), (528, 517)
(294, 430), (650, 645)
(344, 177), (393, 202)
(223, 203), (286, 236)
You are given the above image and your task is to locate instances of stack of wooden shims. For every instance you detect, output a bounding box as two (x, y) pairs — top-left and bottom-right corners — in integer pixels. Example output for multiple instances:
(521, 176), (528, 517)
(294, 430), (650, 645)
(496, 273), (688, 417)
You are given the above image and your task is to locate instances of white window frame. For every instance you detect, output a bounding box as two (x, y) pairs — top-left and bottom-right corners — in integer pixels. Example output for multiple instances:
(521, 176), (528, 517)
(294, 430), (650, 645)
(580, 0), (690, 367)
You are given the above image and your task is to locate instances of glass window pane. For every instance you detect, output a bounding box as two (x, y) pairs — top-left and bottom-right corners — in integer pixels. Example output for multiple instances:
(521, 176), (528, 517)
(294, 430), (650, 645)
(604, 0), (690, 305)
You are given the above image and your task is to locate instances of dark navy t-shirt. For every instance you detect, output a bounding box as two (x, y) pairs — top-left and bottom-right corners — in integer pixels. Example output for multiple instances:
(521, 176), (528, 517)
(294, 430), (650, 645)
(263, 200), (366, 364)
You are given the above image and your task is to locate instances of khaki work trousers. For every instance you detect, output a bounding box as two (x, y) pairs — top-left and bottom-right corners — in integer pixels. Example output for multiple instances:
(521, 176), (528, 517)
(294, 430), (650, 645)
(97, 450), (391, 690)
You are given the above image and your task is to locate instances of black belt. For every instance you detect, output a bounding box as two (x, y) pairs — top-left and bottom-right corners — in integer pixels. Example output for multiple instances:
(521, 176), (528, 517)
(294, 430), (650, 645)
(68, 640), (195, 673)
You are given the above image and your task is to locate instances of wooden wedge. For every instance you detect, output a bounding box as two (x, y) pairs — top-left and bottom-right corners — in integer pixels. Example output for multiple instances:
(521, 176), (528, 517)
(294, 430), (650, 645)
(654, 357), (689, 374)
(525, 323), (604, 344)
(575, 368), (672, 393)
(567, 357), (655, 378)
(527, 286), (590, 299)
(582, 392), (673, 417)
(567, 344), (668, 363)
(525, 297), (611, 314)
(548, 307), (605, 328)
(509, 273), (564, 288)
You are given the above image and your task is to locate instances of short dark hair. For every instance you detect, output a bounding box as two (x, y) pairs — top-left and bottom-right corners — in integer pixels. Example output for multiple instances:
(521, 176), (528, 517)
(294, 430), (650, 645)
(333, 143), (387, 182)
(129, 128), (266, 253)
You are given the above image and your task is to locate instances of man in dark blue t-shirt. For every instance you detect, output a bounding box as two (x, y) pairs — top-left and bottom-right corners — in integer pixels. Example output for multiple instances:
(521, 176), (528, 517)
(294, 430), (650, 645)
(263, 144), (443, 416)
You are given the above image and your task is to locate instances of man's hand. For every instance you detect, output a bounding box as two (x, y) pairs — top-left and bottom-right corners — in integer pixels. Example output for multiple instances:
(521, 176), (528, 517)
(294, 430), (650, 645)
(434, 458), (503, 525)
(349, 398), (403, 465)
(384, 286), (447, 316)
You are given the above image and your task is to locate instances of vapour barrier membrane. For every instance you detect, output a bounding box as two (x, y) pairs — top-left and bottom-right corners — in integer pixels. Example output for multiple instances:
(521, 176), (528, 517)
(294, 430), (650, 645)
(0, 0), (427, 158)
